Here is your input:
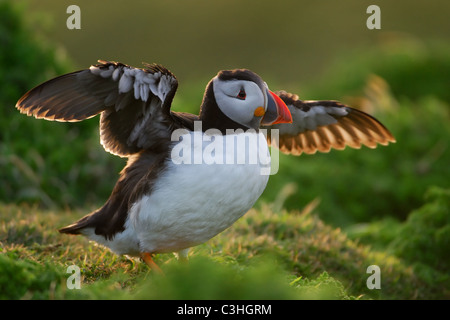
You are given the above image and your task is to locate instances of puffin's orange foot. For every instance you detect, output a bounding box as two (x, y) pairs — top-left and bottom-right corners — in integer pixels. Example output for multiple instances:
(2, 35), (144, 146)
(140, 252), (164, 274)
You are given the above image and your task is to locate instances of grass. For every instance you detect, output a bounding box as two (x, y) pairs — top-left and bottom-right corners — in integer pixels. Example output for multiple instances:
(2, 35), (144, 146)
(1, 193), (448, 300)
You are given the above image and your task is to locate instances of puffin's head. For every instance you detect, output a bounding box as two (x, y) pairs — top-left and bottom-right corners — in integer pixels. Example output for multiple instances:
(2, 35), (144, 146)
(209, 69), (292, 130)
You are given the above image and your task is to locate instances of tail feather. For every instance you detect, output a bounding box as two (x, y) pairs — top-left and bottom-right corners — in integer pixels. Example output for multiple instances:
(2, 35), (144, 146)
(58, 201), (127, 240)
(59, 214), (94, 235)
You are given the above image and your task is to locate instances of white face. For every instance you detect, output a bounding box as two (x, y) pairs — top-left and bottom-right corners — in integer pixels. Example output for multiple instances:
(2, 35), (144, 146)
(212, 77), (266, 129)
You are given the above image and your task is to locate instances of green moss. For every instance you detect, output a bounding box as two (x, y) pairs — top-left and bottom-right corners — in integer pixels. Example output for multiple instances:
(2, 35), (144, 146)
(390, 187), (450, 274)
(1, 202), (447, 299)
(0, 253), (66, 299)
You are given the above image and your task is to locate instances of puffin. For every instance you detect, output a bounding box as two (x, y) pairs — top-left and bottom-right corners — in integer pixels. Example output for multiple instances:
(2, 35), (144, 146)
(15, 60), (395, 270)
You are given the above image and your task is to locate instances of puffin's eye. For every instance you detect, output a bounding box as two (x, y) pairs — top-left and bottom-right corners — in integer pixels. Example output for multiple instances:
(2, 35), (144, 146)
(237, 89), (246, 100)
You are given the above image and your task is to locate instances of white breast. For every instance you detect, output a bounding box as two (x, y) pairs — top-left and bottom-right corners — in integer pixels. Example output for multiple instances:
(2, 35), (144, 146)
(133, 130), (270, 253)
(84, 130), (271, 256)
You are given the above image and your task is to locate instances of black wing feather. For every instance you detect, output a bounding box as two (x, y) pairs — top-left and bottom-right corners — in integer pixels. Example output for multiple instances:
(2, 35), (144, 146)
(15, 60), (189, 157)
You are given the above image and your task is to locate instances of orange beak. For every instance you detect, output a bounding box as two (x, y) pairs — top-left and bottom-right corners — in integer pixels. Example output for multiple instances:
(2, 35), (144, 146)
(261, 89), (292, 125)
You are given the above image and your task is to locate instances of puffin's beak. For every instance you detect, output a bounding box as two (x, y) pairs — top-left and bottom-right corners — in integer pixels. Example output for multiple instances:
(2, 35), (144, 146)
(261, 89), (292, 125)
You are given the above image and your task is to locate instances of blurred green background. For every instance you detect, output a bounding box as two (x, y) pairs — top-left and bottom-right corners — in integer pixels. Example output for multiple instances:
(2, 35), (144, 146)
(0, 0), (449, 299)
(25, 0), (450, 88)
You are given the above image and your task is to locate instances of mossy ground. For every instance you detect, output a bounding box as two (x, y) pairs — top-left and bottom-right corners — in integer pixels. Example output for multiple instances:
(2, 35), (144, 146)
(1, 192), (448, 299)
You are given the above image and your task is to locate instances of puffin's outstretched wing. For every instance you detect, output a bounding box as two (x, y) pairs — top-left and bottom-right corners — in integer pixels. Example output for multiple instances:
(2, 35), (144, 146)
(263, 91), (395, 155)
(16, 60), (188, 157)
